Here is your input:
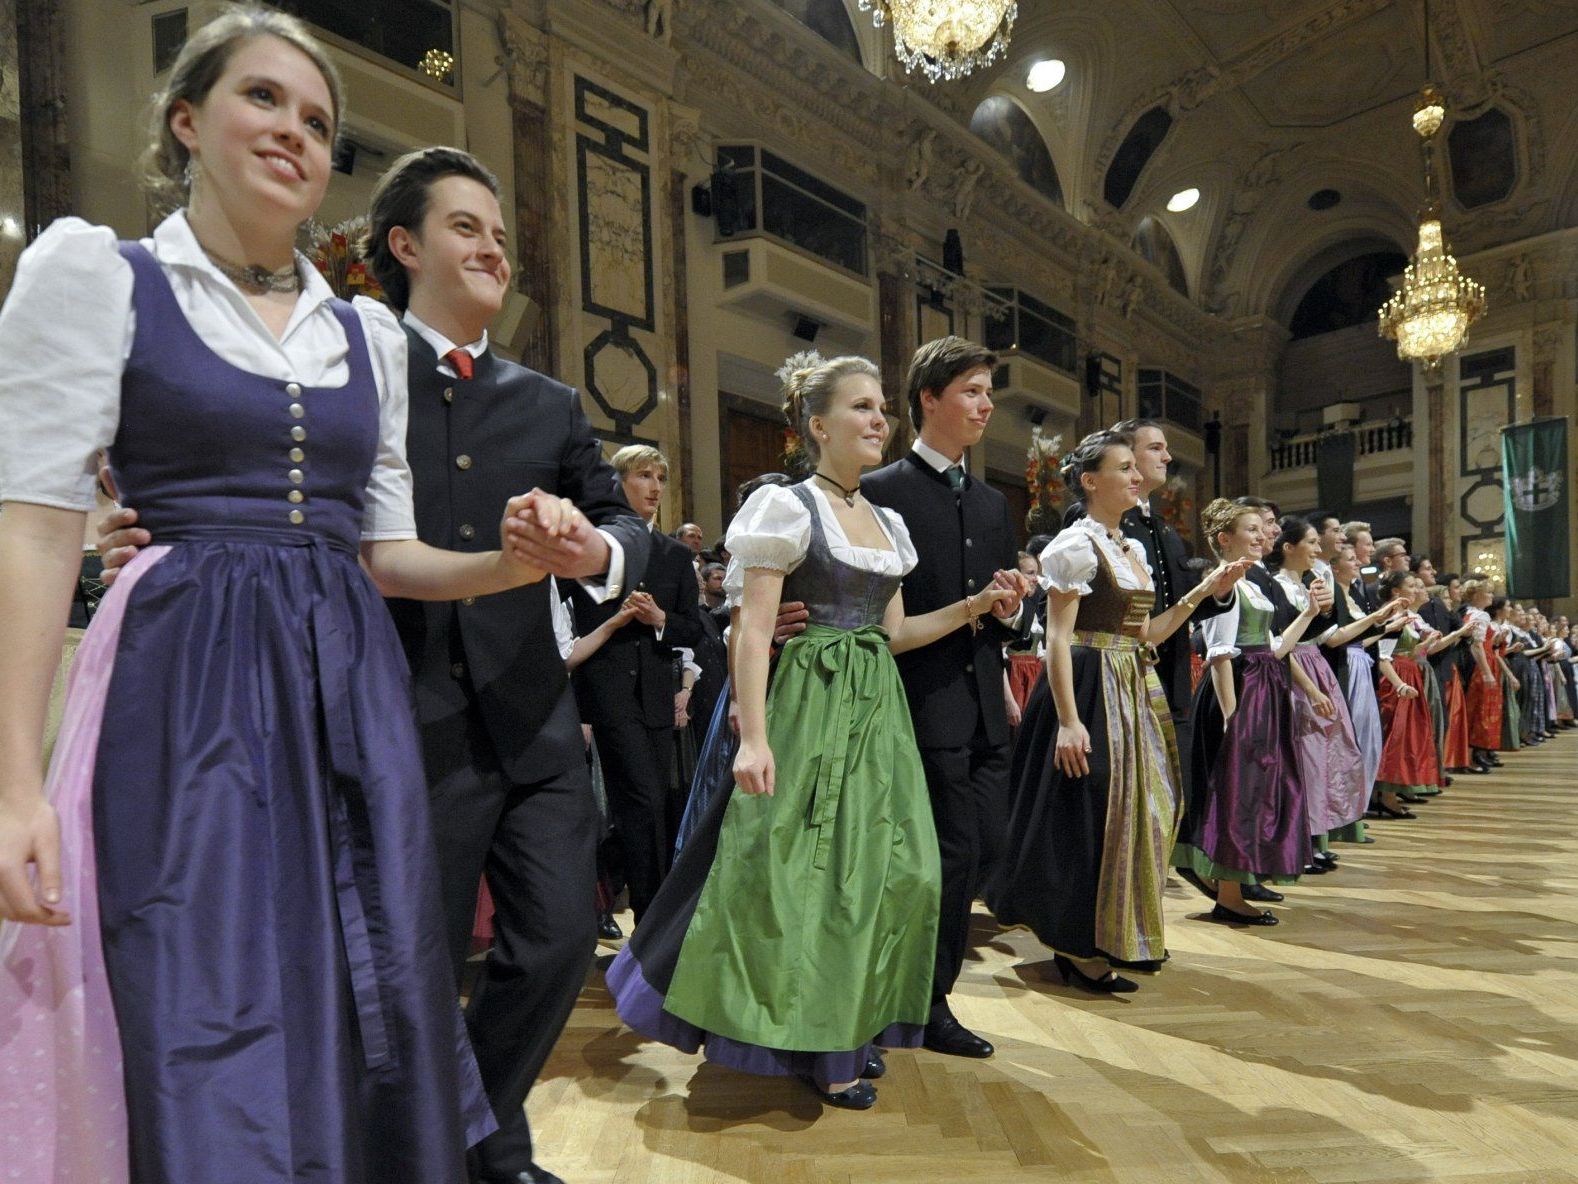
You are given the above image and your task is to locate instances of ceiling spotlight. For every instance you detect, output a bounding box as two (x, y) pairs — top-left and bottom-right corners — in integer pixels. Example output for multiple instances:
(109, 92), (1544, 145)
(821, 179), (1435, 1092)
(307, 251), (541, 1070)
(1166, 187), (1200, 212)
(1026, 59), (1066, 92)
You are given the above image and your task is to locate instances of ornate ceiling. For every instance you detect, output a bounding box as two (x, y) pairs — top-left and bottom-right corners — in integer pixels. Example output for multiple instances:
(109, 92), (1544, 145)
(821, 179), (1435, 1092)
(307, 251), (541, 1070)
(943, 0), (1578, 321)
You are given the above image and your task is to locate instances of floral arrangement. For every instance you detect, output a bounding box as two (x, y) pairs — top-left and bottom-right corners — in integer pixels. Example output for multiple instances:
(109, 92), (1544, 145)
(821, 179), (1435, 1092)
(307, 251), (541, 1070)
(1024, 425), (1064, 536)
(301, 216), (384, 303)
(1154, 474), (1196, 542)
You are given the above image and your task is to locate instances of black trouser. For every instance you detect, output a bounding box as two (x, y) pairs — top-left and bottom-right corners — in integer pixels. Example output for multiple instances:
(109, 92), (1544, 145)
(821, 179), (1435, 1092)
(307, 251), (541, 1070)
(918, 722), (1010, 1014)
(424, 704), (597, 1178)
(589, 712), (675, 919)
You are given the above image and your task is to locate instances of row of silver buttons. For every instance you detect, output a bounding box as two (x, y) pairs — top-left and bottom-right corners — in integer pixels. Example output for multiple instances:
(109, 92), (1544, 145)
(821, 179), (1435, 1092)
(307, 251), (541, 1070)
(286, 381), (307, 524)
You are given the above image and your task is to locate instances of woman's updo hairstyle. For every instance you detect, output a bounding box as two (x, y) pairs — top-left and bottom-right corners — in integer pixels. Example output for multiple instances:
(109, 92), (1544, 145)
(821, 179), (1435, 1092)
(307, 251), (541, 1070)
(776, 350), (879, 475)
(1200, 497), (1257, 559)
(1263, 514), (1312, 573)
(143, 5), (345, 212)
(1057, 430), (1126, 498)
(1377, 569), (1413, 599)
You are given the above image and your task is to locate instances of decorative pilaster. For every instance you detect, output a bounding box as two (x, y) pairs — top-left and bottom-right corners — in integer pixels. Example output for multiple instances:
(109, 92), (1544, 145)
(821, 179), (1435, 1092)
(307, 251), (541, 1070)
(1427, 375), (1446, 562)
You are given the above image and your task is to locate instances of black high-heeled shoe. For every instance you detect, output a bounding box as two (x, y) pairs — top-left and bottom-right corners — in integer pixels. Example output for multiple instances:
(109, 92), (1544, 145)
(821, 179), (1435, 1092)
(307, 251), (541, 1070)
(802, 1076), (877, 1110)
(1052, 954), (1138, 993)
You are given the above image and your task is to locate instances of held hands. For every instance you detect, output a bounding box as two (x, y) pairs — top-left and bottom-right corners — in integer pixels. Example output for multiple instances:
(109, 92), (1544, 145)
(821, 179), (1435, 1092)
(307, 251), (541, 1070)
(968, 586), (1017, 624)
(1394, 682), (1419, 700)
(0, 796), (70, 927)
(625, 590), (666, 628)
(1309, 576), (1334, 613)
(502, 489), (611, 580)
(1054, 721), (1092, 778)
(988, 569), (1035, 620)
(734, 738), (775, 796)
(1202, 558), (1253, 602)
(497, 494), (558, 585)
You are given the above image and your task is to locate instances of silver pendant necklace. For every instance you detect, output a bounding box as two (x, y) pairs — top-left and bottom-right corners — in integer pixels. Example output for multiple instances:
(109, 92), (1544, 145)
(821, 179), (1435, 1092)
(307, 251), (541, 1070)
(198, 242), (302, 294)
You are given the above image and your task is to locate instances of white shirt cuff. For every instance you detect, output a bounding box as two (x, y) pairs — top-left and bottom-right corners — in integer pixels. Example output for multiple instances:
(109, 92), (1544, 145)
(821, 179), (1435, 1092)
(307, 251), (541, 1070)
(578, 531), (624, 603)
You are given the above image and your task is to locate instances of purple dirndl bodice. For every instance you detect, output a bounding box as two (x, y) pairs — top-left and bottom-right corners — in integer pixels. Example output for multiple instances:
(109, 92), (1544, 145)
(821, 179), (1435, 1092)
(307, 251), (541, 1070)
(69, 245), (488, 1181)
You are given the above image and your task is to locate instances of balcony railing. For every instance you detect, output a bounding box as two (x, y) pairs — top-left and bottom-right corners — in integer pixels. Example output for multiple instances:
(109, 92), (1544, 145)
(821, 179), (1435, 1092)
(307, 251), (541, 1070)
(715, 145), (869, 277)
(1268, 420), (1414, 472)
(1137, 368), (1203, 433)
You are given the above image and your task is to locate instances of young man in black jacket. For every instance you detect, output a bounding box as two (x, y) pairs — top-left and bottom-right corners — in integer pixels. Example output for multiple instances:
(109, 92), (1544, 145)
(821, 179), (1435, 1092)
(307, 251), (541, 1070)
(862, 337), (1033, 1060)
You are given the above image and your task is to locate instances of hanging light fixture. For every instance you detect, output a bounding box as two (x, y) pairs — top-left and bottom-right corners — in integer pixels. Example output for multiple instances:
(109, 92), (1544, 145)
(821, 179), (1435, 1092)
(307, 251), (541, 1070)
(858, 1), (1018, 83)
(1377, 2), (1485, 369)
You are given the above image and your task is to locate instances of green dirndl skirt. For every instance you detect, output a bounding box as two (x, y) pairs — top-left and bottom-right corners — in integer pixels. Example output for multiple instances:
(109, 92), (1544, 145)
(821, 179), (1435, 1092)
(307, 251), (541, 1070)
(662, 624), (941, 1055)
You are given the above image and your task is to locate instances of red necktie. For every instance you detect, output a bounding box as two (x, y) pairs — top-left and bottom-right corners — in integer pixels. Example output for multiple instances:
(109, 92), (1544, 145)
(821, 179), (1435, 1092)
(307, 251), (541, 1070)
(444, 348), (473, 381)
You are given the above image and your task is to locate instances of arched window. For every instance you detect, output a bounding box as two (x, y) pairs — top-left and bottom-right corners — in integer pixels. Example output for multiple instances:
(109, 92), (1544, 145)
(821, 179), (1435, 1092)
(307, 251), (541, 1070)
(1104, 107), (1172, 209)
(767, 0), (863, 64)
(1132, 217), (1188, 296)
(1288, 251), (1408, 339)
(968, 95), (1064, 208)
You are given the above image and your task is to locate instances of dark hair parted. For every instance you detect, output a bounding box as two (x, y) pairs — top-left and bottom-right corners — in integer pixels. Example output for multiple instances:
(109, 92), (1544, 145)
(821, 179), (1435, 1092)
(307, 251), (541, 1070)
(905, 336), (996, 430)
(1056, 430), (1128, 498)
(1107, 418), (1161, 448)
(735, 471), (793, 509)
(1378, 569), (1415, 599)
(1263, 515), (1314, 573)
(1232, 494), (1280, 516)
(364, 146), (501, 312)
(143, 5), (344, 212)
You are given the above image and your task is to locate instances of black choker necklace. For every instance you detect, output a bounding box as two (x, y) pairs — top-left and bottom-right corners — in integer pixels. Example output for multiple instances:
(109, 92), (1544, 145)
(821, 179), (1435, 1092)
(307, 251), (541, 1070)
(197, 240), (301, 294)
(814, 471), (861, 507)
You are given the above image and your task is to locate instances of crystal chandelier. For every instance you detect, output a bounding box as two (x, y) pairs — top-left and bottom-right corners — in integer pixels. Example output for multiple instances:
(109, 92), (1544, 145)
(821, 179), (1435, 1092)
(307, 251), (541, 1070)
(858, 1), (1018, 83)
(1377, 6), (1485, 369)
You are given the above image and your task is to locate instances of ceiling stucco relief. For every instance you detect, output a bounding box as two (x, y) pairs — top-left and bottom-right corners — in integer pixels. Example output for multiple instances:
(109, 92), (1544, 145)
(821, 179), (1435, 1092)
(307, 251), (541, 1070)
(1240, 41), (1408, 127)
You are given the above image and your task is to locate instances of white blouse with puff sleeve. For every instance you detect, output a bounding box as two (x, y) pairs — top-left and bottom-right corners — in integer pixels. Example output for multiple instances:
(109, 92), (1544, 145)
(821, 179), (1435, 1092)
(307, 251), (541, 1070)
(722, 480), (918, 606)
(1197, 577), (1280, 662)
(0, 212), (417, 540)
(1036, 518), (1153, 596)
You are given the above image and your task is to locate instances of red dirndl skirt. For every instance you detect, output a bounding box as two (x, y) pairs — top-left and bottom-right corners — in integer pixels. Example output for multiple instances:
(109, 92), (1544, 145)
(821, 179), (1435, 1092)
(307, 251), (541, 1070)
(1378, 656), (1439, 787)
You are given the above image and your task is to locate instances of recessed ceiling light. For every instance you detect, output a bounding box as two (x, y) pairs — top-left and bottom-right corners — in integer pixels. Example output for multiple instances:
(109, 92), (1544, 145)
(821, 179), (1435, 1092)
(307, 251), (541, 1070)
(1026, 59), (1066, 93)
(1166, 187), (1200, 212)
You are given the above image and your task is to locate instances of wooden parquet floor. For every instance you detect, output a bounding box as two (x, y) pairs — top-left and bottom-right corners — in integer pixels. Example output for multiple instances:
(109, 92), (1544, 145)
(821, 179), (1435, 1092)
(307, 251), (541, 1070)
(527, 736), (1578, 1183)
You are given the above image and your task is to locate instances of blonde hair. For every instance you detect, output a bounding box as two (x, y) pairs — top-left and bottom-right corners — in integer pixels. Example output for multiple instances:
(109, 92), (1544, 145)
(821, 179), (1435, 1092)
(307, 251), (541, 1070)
(611, 444), (668, 477)
(1200, 497), (1257, 559)
(1459, 577), (1491, 601)
(143, 5), (344, 211)
(1340, 520), (1372, 543)
(777, 350), (880, 472)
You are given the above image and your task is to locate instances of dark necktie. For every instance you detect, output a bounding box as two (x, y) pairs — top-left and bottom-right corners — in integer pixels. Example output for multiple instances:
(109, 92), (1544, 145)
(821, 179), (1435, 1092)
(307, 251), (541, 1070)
(444, 348), (474, 381)
(944, 465), (964, 490)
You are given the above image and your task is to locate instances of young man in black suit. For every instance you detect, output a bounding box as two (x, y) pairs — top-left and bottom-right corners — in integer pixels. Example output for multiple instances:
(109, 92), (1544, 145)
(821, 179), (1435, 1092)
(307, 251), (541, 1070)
(571, 445), (703, 921)
(95, 148), (647, 1184)
(862, 337), (1034, 1060)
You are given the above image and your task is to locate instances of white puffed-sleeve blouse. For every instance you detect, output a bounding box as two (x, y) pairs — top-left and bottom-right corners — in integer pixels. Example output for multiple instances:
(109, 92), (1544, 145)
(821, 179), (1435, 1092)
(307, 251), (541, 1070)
(722, 480), (918, 606)
(0, 212), (417, 539)
(1035, 518), (1153, 595)
(1197, 577), (1280, 661)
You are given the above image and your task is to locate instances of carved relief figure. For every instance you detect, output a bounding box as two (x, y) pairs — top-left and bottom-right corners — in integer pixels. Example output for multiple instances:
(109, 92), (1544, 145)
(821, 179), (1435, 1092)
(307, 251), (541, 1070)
(953, 159), (985, 221)
(1120, 274), (1144, 319)
(1505, 255), (1533, 301)
(646, 0), (673, 44)
(907, 128), (936, 192)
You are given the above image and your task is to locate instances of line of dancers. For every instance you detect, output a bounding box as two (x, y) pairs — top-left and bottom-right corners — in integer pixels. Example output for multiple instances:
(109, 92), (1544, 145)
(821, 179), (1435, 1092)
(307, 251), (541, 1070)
(3, 9), (1574, 1182)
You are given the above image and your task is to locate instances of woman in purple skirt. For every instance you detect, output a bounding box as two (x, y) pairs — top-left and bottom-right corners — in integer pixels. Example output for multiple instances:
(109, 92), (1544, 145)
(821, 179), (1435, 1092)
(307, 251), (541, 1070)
(1172, 499), (1322, 926)
(0, 11), (562, 1182)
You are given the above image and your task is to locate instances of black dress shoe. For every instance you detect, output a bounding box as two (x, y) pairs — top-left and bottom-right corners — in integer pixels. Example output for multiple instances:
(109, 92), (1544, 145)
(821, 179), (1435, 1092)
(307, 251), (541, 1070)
(1454, 764), (1488, 775)
(802, 1076), (877, 1110)
(1176, 867), (1218, 902)
(1313, 851), (1338, 868)
(1301, 863), (1328, 875)
(861, 1049), (886, 1079)
(1207, 903), (1279, 926)
(1373, 802), (1416, 819)
(1398, 792), (1426, 804)
(596, 911), (623, 940)
(1053, 953), (1138, 993)
(1242, 883), (1284, 903)
(922, 1014), (994, 1059)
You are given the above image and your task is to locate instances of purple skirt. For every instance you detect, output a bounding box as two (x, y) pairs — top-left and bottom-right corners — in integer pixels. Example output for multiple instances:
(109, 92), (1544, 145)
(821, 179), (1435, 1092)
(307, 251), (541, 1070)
(1182, 647), (1311, 878)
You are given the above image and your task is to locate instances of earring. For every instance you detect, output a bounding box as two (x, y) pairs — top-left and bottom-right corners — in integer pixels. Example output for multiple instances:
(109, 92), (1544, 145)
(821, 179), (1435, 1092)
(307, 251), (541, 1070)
(183, 155), (200, 191)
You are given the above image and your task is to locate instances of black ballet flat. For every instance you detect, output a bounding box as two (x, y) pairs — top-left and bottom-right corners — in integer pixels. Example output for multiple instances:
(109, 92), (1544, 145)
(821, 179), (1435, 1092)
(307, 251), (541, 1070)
(1052, 954), (1138, 993)
(1454, 764), (1488, 775)
(1242, 883), (1284, 903)
(1301, 863), (1328, 875)
(1398, 792), (1426, 804)
(1207, 903), (1279, 927)
(1374, 802), (1416, 819)
(861, 1050), (886, 1079)
(802, 1076), (877, 1110)
(1176, 868), (1218, 902)
(1317, 850), (1339, 865)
